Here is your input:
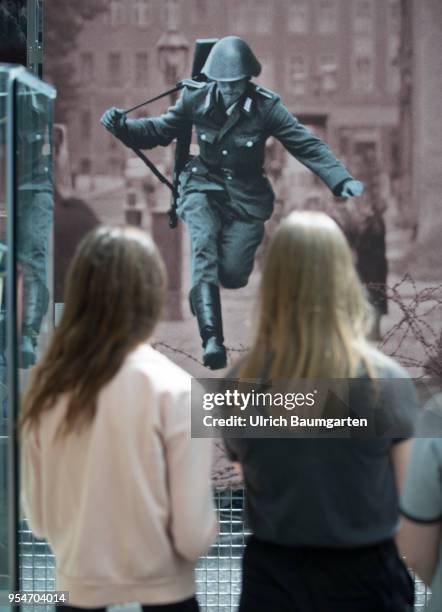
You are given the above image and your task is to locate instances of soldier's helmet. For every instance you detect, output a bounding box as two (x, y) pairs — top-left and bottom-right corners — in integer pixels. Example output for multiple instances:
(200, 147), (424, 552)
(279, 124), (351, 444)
(201, 36), (261, 82)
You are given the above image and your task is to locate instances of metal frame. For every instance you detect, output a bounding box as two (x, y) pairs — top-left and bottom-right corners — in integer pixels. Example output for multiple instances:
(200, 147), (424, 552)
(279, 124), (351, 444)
(5, 64), (56, 608)
(17, 490), (432, 611)
(6, 64), (22, 601)
(26, 0), (43, 78)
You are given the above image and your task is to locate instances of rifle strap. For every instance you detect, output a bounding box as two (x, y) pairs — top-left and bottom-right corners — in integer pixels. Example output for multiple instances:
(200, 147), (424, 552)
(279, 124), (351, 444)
(130, 147), (176, 194)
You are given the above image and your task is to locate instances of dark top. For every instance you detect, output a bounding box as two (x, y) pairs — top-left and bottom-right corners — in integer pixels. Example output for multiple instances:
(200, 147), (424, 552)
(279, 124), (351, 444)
(223, 350), (418, 548)
(400, 396), (442, 612)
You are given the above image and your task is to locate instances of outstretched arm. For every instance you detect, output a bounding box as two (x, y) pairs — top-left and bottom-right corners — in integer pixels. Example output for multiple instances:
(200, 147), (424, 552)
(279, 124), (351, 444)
(100, 89), (191, 150)
(266, 99), (364, 198)
(340, 179), (364, 198)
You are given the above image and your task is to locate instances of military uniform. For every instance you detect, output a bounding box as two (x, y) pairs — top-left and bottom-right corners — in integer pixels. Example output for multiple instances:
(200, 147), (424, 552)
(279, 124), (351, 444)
(116, 80), (353, 288)
(102, 35), (362, 369)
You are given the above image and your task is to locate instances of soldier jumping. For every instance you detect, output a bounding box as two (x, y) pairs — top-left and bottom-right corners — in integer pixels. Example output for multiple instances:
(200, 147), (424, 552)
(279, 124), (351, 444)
(101, 36), (364, 370)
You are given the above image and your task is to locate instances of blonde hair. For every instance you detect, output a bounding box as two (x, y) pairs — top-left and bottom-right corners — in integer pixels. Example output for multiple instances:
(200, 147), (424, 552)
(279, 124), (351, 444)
(240, 211), (373, 381)
(20, 226), (166, 437)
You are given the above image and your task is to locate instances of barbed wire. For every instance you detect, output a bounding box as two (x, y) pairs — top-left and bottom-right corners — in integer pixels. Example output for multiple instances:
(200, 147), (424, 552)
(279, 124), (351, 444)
(375, 274), (442, 377)
(151, 341), (203, 365)
(153, 274), (442, 490)
(154, 274), (442, 379)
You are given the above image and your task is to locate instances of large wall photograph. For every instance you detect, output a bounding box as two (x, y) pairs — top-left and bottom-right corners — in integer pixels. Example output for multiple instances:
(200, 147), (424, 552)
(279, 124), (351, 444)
(45, 0), (442, 390)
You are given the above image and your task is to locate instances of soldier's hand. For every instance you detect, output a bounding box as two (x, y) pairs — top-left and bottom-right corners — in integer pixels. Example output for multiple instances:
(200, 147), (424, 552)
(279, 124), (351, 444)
(341, 179), (365, 199)
(100, 107), (126, 135)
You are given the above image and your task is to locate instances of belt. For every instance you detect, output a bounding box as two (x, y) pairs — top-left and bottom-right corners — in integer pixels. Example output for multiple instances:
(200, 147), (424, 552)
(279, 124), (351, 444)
(204, 161), (263, 181)
(219, 167), (234, 181)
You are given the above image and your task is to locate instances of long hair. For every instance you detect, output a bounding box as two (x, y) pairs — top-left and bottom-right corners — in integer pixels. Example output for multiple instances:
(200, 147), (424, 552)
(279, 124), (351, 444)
(20, 226), (166, 437)
(240, 211), (373, 381)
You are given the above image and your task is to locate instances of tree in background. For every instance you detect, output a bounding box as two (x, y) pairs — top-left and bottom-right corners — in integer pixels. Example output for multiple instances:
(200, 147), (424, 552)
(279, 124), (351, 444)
(44, 0), (107, 122)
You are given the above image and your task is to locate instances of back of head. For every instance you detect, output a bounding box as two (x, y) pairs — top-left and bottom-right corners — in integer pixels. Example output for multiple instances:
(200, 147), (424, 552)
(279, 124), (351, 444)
(201, 36), (261, 82)
(242, 211), (371, 380)
(21, 226), (166, 435)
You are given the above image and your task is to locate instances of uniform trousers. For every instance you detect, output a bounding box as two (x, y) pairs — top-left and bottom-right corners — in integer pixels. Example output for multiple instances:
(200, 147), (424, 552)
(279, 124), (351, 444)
(17, 189), (53, 290)
(16, 189), (53, 332)
(239, 536), (414, 612)
(177, 191), (264, 289)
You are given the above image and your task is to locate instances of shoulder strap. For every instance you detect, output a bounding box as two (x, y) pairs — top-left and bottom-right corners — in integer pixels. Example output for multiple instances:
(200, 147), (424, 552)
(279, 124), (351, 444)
(181, 78), (207, 90)
(254, 84), (277, 99)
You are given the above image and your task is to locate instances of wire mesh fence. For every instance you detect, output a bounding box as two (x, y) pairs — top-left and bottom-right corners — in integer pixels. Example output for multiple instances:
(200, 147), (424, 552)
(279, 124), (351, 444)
(18, 488), (432, 612)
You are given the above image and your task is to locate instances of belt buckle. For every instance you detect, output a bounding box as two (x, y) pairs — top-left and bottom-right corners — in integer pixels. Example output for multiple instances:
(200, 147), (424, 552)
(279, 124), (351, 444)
(220, 167), (233, 180)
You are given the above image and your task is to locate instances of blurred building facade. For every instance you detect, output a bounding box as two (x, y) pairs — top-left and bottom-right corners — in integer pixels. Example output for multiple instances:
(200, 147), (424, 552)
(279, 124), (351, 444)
(61, 0), (402, 190)
(397, 0), (442, 269)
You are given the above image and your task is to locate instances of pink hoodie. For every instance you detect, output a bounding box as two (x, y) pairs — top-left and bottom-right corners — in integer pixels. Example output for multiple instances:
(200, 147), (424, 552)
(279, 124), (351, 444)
(21, 344), (217, 607)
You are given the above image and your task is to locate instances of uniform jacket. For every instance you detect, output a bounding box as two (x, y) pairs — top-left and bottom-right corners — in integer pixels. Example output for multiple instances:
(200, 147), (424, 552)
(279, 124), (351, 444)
(117, 81), (353, 221)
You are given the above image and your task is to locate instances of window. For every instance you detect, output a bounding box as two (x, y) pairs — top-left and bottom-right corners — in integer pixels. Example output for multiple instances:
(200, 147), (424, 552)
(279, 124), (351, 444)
(353, 0), (373, 32)
(254, 0), (272, 34)
(287, 55), (308, 96)
(132, 0), (152, 26)
(229, 2), (248, 33)
(162, 0), (181, 30)
(386, 37), (400, 94)
(135, 52), (149, 84)
(352, 36), (374, 93)
(388, 0), (401, 34)
(80, 158), (92, 174)
(109, 0), (125, 26)
(229, 0), (271, 33)
(80, 52), (94, 81)
(386, 0), (401, 94)
(353, 56), (374, 93)
(191, 0), (208, 23)
(108, 52), (122, 87)
(318, 54), (338, 93)
(353, 36), (373, 56)
(338, 129), (351, 157)
(256, 57), (274, 89)
(288, 1), (308, 33)
(109, 157), (124, 175)
(317, 0), (337, 33)
(81, 110), (92, 140)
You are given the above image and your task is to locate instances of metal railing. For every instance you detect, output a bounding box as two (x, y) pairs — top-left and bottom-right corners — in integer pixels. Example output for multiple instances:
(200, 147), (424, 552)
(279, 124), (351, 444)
(16, 489), (432, 611)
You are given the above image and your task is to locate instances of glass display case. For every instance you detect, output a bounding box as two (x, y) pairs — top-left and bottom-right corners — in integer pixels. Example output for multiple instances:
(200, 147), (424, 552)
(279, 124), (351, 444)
(0, 63), (55, 607)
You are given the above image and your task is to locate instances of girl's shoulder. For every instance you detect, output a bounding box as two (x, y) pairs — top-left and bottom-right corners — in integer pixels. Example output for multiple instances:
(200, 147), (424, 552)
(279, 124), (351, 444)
(123, 343), (192, 392)
(360, 344), (412, 380)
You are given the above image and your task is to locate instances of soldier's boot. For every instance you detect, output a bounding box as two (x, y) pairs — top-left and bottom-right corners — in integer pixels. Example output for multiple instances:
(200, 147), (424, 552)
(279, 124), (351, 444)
(190, 282), (227, 370)
(20, 281), (49, 368)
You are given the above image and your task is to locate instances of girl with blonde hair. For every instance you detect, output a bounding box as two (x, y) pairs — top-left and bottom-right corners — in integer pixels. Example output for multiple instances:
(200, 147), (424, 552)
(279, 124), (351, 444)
(225, 211), (416, 612)
(20, 226), (217, 612)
